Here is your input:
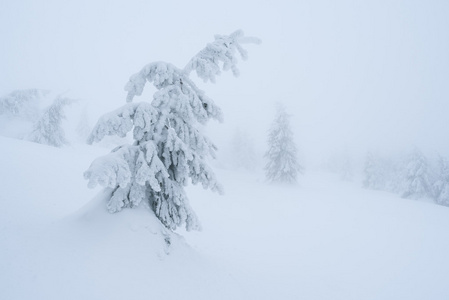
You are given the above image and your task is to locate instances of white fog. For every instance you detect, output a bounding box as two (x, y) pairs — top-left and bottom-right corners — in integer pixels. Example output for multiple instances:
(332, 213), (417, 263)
(1, 1), (449, 299)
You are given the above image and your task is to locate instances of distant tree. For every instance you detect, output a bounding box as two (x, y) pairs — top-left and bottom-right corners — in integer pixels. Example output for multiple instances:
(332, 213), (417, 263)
(231, 128), (257, 170)
(28, 96), (76, 147)
(401, 149), (432, 199)
(264, 103), (302, 184)
(0, 89), (47, 122)
(433, 156), (449, 206)
(84, 30), (260, 231)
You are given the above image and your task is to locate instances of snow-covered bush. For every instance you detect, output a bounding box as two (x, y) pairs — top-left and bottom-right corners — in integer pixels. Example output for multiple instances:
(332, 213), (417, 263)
(0, 89), (49, 139)
(0, 89), (47, 122)
(1, 89), (76, 145)
(28, 96), (76, 147)
(84, 30), (260, 231)
(264, 103), (302, 184)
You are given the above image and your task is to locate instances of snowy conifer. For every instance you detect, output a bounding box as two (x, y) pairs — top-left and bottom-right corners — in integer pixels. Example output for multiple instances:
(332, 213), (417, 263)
(264, 103), (302, 184)
(84, 30), (259, 231)
(0, 89), (47, 122)
(401, 149), (432, 199)
(28, 96), (76, 147)
(433, 156), (449, 206)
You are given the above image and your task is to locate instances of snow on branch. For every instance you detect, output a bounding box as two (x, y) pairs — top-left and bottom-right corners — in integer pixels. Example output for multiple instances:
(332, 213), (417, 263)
(125, 62), (182, 102)
(0, 89), (48, 121)
(84, 145), (135, 189)
(87, 102), (160, 144)
(184, 30), (261, 83)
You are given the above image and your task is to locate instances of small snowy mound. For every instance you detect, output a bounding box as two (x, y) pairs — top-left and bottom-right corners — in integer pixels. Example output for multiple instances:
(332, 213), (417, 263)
(63, 191), (182, 263)
(66, 189), (179, 257)
(0, 136), (240, 300)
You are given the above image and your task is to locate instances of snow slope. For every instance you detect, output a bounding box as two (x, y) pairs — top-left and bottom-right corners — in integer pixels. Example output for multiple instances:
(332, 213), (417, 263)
(1, 136), (449, 299)
(0, 137), (239, 300)
(185, 169), (449, 299)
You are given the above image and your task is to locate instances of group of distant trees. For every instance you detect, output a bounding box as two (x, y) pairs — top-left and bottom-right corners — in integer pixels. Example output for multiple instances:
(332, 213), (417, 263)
(363, 149), (449, 206)
(0, 89), (76, 147)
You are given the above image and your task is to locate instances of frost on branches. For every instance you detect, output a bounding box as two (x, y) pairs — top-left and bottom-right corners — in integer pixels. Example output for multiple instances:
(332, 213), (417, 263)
(264, 103), (302, 184)
(28, 96), (76, 147)
(85, 30), (260, 231)
(0, 89), (47, 122)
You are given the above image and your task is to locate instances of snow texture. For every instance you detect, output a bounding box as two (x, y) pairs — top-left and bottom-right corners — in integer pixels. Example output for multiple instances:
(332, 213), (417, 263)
(3, 136), (449, 300)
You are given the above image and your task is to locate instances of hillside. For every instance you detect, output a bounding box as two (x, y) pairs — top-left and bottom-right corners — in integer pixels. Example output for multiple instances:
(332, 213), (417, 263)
(1, 136), (449, 299)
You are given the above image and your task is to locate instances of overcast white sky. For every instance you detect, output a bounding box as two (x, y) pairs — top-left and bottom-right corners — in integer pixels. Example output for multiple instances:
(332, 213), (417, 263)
(1, 0), (448, 165)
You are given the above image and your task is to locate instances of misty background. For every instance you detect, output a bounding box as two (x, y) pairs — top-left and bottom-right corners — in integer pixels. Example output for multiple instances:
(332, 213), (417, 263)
(1, 0), (448, 169)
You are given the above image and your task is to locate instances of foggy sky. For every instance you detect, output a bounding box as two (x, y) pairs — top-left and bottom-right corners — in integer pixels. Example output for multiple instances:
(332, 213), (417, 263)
(1, 0), (448, 166)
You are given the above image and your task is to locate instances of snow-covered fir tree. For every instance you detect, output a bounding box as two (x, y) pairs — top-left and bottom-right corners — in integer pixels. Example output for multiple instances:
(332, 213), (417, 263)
(401, 148), (433, 199)
(264, 103), (302, 184)
(28, 96), (76, 147)
(433, 156), (449, 206)
(84, 30), (260, 231)
(0, 89), (47, 122)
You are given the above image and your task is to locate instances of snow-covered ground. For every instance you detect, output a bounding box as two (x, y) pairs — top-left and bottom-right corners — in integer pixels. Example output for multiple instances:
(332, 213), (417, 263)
(1, 136), (449, 299)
